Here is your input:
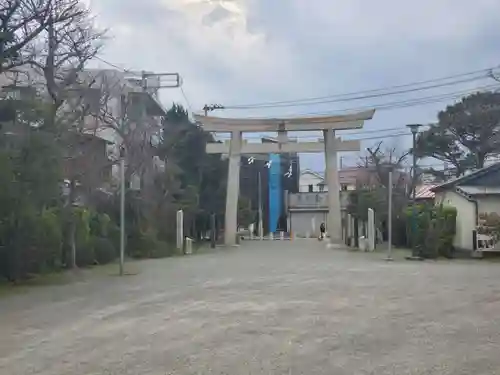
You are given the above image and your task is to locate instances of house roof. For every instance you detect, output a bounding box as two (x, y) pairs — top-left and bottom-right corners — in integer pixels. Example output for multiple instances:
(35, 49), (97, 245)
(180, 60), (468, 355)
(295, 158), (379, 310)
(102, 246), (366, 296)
(301, 169), (324, 180)
(415, 185), (436, 199)
(301, 167), (410, 186)
(432, 162), (500, 192)
(458, 186), (500, 196)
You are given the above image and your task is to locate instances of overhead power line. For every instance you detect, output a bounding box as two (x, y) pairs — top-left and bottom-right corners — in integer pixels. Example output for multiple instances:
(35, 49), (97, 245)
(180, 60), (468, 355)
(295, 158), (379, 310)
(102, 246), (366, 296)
(217, 131), (413, 143)
(225, 74), (492, 110)
(239, 82), (500, 119)
(92, 56), (133, 73)
(216, 126), (420, 141)
(221, 65), (499, 109)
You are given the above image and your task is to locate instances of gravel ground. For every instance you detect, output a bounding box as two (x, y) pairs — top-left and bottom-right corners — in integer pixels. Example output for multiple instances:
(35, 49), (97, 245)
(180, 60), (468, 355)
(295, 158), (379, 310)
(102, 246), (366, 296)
(1, 240), (500, 374)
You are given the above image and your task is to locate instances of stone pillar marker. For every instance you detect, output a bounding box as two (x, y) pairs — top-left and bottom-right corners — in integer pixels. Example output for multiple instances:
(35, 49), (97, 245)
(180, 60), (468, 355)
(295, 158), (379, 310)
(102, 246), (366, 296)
(367, 208), (375, 252)
(176, 209), (184, 251)
(224, 130), (242, 246)
(347, 213), (352, 245)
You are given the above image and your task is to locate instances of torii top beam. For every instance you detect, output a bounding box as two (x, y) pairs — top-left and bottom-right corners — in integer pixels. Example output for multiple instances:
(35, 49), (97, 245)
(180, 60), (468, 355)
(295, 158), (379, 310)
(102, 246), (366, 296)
(193, 109), (375, 132)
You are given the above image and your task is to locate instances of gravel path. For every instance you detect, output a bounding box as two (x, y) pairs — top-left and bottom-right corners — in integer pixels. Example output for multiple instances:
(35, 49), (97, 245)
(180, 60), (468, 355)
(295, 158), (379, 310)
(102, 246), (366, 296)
(1, 240), (500, 374)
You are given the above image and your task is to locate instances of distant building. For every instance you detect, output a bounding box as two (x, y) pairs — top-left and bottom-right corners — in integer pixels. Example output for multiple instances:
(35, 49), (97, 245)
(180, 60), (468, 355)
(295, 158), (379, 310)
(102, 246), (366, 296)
(299, 166), (410, 193)
(0, 67), (166, 192)
(291, 166), (411, 237)
(432, 162), (500, 253)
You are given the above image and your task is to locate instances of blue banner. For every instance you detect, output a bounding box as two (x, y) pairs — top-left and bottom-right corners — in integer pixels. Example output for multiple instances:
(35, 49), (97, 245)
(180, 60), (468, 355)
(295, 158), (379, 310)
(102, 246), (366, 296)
(268, 154), (281, 233)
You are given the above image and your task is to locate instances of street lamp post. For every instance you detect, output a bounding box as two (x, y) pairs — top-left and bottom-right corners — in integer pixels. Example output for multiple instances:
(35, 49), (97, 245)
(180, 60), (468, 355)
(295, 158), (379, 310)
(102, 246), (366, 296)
(386, 168), (394, 261)
(119, 146), (126, 276)
(406, 124), (421, 259)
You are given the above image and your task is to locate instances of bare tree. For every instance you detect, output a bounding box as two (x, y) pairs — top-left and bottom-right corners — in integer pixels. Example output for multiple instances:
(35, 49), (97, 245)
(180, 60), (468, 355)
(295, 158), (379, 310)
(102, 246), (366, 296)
(362, 141), (411, 191)
(0, 0), (88, 73)
(94, 72), (161, 186)
(12, 0), (106, 268)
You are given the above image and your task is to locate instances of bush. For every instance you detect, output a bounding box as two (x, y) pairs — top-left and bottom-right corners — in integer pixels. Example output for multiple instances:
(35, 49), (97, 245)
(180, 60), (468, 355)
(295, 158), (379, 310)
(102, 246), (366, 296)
(36, 208), (63, 269)
(108, 222), (121, 252)
(405, 204), (457, 258)
(73, 207), (93, 267)
(89, 212), (111, 237)
(0, 207), (64, 280)
(127, 228), (176, 259)
(92, 237), (117, 264)
(73, 208), (122, 267)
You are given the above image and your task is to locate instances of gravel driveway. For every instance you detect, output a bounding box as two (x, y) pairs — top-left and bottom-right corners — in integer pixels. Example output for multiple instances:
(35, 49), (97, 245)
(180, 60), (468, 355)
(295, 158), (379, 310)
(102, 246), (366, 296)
(1, 240), (500, 374)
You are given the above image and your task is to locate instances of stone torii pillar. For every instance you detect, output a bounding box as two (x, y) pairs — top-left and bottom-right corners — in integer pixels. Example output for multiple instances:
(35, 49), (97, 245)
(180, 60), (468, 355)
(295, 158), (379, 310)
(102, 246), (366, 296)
(225, 130), (242, 246)
(324, 129), (342, 243)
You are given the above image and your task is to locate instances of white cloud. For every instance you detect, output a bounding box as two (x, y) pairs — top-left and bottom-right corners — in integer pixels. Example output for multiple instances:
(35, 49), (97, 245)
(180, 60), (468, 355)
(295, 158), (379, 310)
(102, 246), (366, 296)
(87, 0), (500, 168)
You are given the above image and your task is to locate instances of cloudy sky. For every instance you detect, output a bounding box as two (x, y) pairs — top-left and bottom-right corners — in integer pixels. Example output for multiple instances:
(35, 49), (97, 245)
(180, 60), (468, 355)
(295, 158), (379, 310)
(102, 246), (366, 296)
(88, 0), (500, 170)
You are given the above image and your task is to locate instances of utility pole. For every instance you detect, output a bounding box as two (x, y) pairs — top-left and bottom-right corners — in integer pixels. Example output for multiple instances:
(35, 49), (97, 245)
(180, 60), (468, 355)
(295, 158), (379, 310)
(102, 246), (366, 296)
(386, 169), (393, 261)
(119, 146), (125, 276)
(407, 124), (421, 259)
(118, 70), (180, 276)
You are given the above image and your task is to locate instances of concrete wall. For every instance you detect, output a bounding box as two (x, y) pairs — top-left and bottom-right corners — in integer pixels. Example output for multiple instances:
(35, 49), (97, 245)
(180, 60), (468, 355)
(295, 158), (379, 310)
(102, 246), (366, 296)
(288, 191), (350, 210)
(436, 190), (476, 250)
(290, 211), (327, 237)
(288, 191), (351, 237)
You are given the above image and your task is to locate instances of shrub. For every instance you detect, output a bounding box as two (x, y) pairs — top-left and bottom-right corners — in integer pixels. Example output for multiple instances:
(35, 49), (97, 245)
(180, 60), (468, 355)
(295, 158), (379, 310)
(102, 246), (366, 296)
(127, 229), (157, 259)
(89, 212), (111, 237)
(36, 208), (63, 270)
(405, 204), (457, 258)
(127, 228), (176, 259)
(108, 222), (121, 252)
(73, 207), (93, 267)
(92, 237), (117, 264)
(0, 207), (64, 280)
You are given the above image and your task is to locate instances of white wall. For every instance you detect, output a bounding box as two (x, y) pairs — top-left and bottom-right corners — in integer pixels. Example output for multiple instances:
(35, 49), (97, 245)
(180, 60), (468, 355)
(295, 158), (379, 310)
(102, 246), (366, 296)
(436, 190), (476, 250)
(290, 211), (327, 237)
(299, 171), (326, 192)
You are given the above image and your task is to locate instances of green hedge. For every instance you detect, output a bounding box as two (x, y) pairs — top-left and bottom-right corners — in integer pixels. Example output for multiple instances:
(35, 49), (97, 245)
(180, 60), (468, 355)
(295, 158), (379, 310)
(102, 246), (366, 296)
(405, 204), (457, 258)
(73, 208), (118, 267)
(127, 228), (177, 259)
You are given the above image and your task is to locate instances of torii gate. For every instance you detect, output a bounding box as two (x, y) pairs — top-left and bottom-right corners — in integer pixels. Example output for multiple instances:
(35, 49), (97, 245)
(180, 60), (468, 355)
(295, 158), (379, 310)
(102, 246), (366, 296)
(194, 109), (376, 246)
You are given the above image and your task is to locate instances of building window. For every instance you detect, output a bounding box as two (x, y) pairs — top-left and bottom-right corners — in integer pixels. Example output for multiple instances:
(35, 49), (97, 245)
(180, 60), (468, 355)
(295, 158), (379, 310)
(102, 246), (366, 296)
(341, 184), (348, 191)
(308, 184), (313, 192)
(319, 184), (324, 192)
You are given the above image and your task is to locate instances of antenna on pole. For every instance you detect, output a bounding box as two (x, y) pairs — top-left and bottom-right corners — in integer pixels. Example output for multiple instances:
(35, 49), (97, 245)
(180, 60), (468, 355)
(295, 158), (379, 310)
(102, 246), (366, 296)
(203, 104), (225, 116)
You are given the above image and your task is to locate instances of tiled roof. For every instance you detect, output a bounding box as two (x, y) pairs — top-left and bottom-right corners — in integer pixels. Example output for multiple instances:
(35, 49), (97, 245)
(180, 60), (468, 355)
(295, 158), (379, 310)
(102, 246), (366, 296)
(415, 185), (436, 199)
(458, 186), (500, 195)
(432, 162), (500, 192)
